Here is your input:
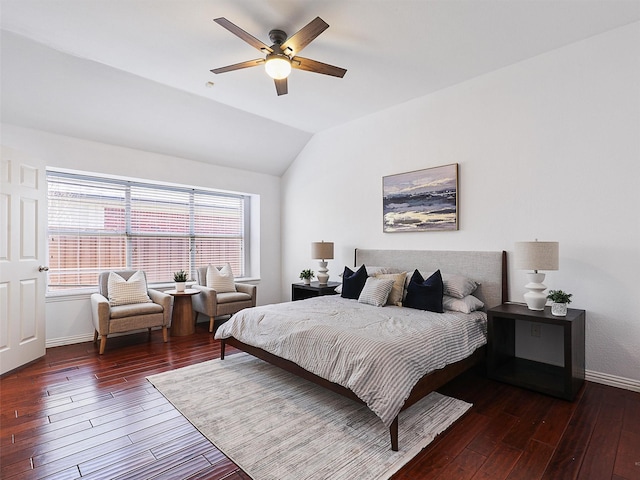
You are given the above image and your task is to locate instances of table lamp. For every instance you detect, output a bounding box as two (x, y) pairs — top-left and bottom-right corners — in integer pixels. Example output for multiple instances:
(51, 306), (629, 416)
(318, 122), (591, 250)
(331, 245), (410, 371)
(514, 240), (559, 310)
(311, 241), (334, 285)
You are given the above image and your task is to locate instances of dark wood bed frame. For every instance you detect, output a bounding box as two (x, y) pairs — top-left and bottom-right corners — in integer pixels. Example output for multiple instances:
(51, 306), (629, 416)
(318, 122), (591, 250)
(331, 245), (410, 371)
(220, 250), (508, 451)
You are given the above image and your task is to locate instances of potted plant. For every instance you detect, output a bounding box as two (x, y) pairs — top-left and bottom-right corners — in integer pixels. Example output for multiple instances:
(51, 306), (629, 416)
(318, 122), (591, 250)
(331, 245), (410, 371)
(299, 269), (314, 285)
(173, 270), (188, 292)
(547, 289), (572, 316)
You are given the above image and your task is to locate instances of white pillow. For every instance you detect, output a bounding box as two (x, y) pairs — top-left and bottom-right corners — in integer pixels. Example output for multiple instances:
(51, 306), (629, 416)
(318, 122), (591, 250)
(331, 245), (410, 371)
(358, 277), (396, 307)
(374, 272), (407, 306)
(443, 295), (484, 313)
(108, 271), (152, 306)
(206, 263), (237, 293)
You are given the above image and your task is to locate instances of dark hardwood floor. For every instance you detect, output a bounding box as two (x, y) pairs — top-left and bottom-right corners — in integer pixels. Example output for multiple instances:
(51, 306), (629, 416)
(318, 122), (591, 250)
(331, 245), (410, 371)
(1, 324), (639, 479)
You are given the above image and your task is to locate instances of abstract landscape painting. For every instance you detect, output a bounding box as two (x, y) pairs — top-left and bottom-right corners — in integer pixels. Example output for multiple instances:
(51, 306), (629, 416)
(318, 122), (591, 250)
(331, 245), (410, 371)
(383, 164), (458, 232)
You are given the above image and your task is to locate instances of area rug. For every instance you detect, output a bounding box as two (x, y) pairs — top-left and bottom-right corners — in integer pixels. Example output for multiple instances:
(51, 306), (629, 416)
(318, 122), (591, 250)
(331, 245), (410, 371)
(147, 353), (471, 480)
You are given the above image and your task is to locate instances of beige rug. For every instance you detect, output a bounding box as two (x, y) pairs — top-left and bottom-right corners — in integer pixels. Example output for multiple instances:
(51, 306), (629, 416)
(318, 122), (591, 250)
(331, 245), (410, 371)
(147, 352), (471, 480)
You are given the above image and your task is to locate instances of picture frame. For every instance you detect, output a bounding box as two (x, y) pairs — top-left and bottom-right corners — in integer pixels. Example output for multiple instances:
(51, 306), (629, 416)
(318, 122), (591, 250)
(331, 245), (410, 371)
(383, 163), (458, 232)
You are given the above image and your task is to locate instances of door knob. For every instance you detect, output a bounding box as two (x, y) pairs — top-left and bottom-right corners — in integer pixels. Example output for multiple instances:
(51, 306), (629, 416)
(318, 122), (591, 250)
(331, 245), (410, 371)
(38, 266), (49, 272)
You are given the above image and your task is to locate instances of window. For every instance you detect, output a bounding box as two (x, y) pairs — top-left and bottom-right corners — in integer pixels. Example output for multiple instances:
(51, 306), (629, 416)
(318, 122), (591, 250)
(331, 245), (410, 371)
(47, 170), (250, 293)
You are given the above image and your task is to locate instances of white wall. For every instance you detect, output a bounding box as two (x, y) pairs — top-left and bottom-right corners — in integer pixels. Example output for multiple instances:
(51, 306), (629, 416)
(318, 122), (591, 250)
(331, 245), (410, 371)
(282, 23), (640, 384)
(1, 124), (283, 345)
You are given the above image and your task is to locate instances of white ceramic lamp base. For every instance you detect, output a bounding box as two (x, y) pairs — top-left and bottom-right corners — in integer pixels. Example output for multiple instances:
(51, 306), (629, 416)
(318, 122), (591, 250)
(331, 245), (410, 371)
(523, 272), (547, 311)
(317, 261), (329, 285)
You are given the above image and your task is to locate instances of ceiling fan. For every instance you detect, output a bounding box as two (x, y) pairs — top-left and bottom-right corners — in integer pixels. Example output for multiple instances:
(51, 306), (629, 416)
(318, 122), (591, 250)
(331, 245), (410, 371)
(210, 17), (347, 96)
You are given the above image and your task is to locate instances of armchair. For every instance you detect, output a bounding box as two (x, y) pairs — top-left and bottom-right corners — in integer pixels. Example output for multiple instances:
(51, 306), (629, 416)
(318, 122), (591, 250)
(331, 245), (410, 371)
(191, 265), (257, 332)
(91, 270), (172, 354)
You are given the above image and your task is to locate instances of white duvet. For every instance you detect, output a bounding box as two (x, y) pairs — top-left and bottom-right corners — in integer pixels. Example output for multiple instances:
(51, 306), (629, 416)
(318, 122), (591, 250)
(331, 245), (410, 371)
(214, 295), (486, 426)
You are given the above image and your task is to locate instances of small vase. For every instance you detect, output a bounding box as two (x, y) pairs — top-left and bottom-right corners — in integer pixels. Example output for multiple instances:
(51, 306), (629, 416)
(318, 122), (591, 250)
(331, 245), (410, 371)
(175, 282), (186, 292)
(303, 278), (311, 285)
(551, 302), (567, 316)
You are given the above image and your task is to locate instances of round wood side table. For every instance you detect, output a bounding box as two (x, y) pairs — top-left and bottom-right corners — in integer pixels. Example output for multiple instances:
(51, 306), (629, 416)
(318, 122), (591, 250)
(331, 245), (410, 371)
(166, 289), (200, 336)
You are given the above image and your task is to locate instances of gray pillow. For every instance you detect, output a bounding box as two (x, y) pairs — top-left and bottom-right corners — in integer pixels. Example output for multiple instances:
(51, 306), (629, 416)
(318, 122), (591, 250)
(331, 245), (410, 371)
(442, 273), (479, 298)
(358, 277), (396, 307)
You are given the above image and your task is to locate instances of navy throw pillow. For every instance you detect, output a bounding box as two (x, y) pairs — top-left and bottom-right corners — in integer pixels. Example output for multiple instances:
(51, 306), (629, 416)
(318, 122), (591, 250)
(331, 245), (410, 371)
(341, 265), (368, 300)
(404, 269), (444, 313)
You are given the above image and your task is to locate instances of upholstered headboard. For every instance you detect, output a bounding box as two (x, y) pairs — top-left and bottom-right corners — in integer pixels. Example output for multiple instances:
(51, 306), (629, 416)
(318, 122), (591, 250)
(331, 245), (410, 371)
(354, 249), (507, 310)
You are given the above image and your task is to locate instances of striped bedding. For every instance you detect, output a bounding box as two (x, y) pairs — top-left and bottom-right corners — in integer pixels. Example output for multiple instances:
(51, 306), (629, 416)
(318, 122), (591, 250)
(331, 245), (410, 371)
(214, 295), (487, 427)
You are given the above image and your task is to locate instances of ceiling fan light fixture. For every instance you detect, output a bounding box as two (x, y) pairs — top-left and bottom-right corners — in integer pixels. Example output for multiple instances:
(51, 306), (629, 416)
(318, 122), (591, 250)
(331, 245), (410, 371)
(265, 54), (292, 80)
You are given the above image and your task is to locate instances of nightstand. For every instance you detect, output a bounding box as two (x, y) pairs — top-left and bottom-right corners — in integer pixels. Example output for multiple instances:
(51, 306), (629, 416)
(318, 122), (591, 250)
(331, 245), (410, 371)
(291, 281), (340, 301)
(487, 303), (585, 401)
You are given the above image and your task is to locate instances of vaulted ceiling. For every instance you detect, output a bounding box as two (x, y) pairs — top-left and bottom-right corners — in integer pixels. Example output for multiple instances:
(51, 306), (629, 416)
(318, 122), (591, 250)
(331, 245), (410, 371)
(2, 1), (638, 176)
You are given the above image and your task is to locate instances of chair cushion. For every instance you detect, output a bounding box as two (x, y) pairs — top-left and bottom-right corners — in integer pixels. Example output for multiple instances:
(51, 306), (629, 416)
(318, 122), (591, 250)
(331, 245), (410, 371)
(110, 302), (164, 319)
(206, 263), (237, 293)
(216, 291), (252, 304)
(108, 271), (152, 306)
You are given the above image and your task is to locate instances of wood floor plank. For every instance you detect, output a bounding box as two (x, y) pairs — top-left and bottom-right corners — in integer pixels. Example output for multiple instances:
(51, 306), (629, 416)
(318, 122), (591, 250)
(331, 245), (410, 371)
(502, 393), (556, 451)
(394, 412), (493, 478)
(467, 411), (518, 457)
(612, 429), (640, 480)
(5, 434), (131, 480)
(505, 439), (554, 480)
(435, 447), (487, 480)
(152, 455), (213, 480)
(577, 392), (624, 480)
(470, 442), (522, 480)
(541, 383), (603, 480)
(77, 419), (201, 476)
(31, 407), (180, 467)
(621, 391), (640, 434)
(127, 415), (193, 443)
(532, 393), (580, 447)
(77, 449), (156, 479)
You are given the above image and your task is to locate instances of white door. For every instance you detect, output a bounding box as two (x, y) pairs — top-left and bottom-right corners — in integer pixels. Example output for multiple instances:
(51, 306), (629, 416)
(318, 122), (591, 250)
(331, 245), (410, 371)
(0, 146), (47, 375)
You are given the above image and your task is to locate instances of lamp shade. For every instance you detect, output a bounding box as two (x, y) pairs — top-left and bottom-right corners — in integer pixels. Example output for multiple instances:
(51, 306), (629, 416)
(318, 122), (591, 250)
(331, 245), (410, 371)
(514, 241), (559, 271)
(311, 241), (334, 260)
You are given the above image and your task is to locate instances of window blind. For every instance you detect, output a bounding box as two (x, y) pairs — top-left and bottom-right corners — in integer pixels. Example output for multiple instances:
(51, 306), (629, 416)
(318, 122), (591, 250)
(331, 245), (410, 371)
(47, 170), (247, 293)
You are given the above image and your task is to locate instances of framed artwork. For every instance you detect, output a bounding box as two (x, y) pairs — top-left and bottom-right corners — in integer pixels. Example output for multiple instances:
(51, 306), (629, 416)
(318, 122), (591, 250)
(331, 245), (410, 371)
(383, 163), (458, 232)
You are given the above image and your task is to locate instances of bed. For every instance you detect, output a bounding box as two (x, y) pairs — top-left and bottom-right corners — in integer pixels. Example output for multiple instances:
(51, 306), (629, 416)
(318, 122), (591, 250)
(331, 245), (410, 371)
(215, 249), (507, 451)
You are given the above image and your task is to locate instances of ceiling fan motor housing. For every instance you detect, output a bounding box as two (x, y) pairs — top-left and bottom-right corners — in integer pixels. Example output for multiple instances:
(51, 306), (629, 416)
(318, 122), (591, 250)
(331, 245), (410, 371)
(268, 29), (288, 46)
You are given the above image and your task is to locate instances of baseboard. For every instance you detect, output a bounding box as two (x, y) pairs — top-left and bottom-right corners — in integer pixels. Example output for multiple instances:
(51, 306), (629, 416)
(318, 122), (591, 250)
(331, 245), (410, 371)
(46, 333), (95, 348)
(586, 369), (640, 393)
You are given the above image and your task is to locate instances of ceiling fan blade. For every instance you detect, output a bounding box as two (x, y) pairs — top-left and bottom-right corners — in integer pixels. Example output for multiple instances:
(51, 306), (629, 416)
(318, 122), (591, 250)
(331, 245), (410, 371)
(214, 17), (273, 54)
(274, 78), (288, 96)
(280, 17), (329, 56)
(210, 58), (265, 74)
(291, 56), (347, 78)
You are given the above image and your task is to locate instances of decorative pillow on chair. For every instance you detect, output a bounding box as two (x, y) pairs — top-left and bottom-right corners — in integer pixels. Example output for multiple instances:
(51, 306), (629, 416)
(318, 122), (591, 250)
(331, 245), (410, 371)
(404, 269), (444, 313)
(206, 263), (237, 293)
(341, 265), (368, 299)
(107, 271), (152, 307)
(358, 277), (396, 307)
